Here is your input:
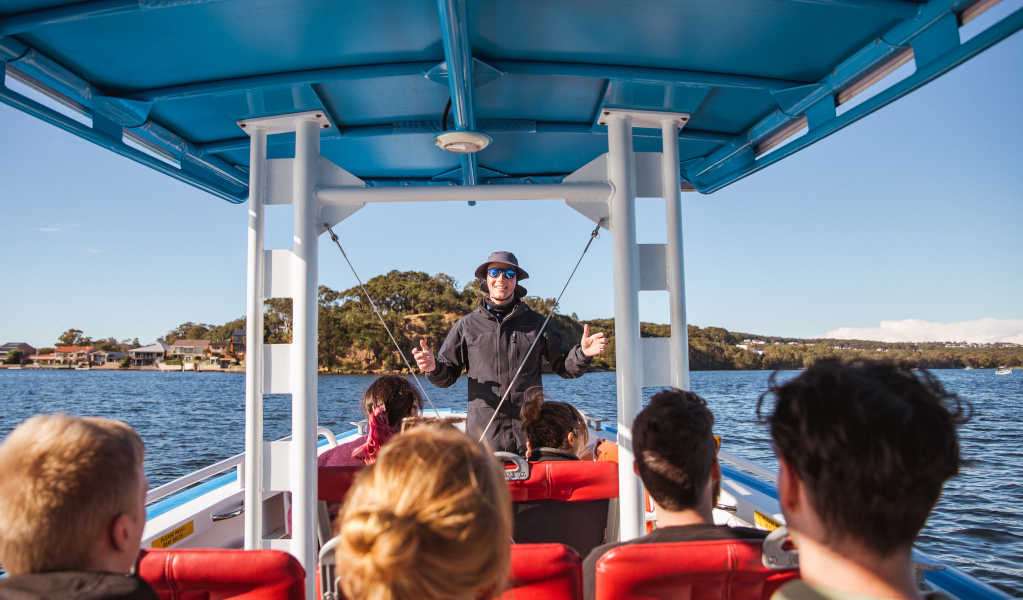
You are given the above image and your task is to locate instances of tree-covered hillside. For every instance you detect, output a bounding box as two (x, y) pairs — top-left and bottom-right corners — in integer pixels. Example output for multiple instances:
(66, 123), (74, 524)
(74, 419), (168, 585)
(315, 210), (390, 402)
(147, 271), (1022, 372)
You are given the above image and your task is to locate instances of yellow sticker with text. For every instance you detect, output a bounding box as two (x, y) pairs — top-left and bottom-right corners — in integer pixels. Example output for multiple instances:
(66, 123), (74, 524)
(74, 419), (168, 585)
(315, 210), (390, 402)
(754, 511), (781, 531)
(151, 521), (194, 548)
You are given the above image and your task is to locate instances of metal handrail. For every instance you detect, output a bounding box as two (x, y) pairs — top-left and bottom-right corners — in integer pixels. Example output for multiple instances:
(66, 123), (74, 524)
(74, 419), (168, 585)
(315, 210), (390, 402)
(146, 453), (244, 505)
(145, 426), (340, 505)
(718, 450), (779, 484)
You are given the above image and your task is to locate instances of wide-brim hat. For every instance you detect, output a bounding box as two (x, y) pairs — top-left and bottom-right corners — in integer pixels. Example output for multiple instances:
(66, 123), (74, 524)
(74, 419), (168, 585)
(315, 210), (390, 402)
(474, 251), (529, 281)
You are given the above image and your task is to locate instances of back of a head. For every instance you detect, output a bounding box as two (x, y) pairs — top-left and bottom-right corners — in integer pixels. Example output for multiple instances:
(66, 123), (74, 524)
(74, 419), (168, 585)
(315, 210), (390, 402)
(759, 358), (970, 556)
(363, 374), (423, 428)
(519, 387), (586, 453)
(337, 425), (512, 600)
(0, 414), (145, 574)
(633, 388), (716, 512)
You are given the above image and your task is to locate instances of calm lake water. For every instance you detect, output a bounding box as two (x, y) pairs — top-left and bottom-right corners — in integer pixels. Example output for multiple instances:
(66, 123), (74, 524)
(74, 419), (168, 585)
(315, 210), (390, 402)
(0, 368), (1020, 595)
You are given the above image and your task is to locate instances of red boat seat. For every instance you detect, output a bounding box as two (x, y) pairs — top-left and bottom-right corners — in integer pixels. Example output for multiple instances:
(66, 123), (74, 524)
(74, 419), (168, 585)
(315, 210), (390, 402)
(507, 461), (618, 560)
(139, 548), (305, 600)
(594, 540), (799, 600)
(318, 466), (362, 501)
(506, 460), (619, 502)
(315, 465), (364, 543)
(497, 543), (583, 600)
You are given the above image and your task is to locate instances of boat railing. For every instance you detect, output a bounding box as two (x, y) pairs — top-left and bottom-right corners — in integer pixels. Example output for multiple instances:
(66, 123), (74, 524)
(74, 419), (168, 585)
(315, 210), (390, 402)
(145, 426), (339, 506)
(716, 450), (779, 484)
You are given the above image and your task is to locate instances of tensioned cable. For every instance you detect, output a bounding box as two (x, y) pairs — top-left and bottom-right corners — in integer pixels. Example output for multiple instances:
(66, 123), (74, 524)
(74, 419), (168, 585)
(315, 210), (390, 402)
(325, 224), (441, 418)
(478, 218), (604, 444)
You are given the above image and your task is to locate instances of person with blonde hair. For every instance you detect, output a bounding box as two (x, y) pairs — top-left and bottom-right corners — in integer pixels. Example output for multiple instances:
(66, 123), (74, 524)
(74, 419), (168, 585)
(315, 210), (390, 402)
(0, 414), (156, 600)
(336, 424), (512, 600)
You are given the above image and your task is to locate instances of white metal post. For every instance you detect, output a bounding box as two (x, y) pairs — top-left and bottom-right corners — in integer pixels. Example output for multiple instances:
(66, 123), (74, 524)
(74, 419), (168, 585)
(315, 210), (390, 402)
(662, 119), (690, 391)
(608, 115), (645, 541)
(243, 126), (267, 550)
(291, 117), (320, 597)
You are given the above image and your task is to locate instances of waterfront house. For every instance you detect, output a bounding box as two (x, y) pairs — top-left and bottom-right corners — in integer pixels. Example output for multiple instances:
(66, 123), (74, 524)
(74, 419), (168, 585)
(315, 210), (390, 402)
(129, 342), (170, 367)
(210, 341), (229, 356)
(169, 339), (211, 361)
(0, 342), (37, 364)
(27, 354), (57, 366)
(53, 346), (98, 365)
(93, 350), (127, 366)
(230, 329), (246, 360)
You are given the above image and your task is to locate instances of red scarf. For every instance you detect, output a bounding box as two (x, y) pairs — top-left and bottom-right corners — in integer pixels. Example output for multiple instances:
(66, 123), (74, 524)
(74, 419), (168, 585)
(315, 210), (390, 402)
(352, 405), (394, 464)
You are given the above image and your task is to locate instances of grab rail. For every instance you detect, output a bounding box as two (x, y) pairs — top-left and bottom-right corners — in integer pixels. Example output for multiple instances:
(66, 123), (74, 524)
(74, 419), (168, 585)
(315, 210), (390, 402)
(718, 450), (779, 484)
(145, 426), (340, 505)
(146, 453), (244, 505)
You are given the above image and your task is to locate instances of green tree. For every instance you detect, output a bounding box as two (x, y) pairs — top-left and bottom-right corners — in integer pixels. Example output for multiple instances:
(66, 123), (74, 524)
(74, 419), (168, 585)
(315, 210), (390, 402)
(162, 322), (211, 344)
(264, 300), (292, 344)
(57, 329), (90, 347)
(4, 350), (23, 364)
(94, 337), (121, 352)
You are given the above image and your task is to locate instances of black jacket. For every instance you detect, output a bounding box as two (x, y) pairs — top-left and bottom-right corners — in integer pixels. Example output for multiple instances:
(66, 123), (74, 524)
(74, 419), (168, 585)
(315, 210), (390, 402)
(0, 572), (158, 600)
(427, 298), (591, 454)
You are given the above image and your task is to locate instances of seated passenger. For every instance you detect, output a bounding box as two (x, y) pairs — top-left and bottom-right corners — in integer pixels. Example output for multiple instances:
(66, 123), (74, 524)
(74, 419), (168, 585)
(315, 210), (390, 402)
(760, 359), (969, 600)
(313, 374), (422, 524)
(0, 414), (156, 600)
(335, 424), (511, 600)
(320, 374), (422, 468)
(582, 388), (767, 600)
(520, 387), (588, 461)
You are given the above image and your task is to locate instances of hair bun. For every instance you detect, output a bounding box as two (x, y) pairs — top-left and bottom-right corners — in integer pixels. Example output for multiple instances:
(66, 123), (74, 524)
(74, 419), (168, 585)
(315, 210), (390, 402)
(341, 508), (420, 591)
(521, 387), (545, 423)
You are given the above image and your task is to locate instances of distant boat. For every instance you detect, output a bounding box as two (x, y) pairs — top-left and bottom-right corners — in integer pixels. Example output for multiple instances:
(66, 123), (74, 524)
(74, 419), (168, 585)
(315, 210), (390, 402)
(995, 366), (1012, 375)
(964, 365), (975, 370)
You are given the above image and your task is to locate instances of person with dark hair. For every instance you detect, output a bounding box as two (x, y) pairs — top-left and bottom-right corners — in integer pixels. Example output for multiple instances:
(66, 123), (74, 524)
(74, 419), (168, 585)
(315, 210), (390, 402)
(760, 359), (969, 600)
(314, 374), (423, 521)
(411, 251), (606, 455)
(512, 388), (603, 558)
(520, 387), (588, 461)
(581, 388), (767, 600)
(320, 374), (424, 468)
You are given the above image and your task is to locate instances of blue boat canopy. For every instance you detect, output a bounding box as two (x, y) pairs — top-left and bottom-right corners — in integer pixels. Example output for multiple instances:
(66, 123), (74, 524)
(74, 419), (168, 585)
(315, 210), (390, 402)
(1, 0), (1020, 203)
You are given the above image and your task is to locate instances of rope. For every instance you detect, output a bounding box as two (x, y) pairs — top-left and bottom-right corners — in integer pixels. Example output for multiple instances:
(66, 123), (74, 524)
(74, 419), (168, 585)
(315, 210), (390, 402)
(325, 225), (442, 418)
(477, 218), (604, 444)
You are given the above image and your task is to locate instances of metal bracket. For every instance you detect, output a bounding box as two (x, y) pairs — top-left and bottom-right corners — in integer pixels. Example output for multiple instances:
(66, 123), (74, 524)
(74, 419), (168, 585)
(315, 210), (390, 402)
(237, 110), (333, 135)
(597, 108), (690, 130)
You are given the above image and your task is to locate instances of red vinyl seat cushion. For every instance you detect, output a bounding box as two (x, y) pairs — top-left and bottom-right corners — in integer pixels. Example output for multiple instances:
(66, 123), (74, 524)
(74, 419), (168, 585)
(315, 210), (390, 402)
(318, 466), (363, 501)
(139, 548), (305, 600)
(594, 540), (799, 600)
(498, 543), (582, 600)
(507, 460), (618, 502)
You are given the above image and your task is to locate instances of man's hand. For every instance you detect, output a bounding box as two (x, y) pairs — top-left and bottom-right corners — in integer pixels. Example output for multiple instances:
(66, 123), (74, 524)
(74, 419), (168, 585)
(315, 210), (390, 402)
(580, 324), (606, 357)
(412, 340), (437, 373)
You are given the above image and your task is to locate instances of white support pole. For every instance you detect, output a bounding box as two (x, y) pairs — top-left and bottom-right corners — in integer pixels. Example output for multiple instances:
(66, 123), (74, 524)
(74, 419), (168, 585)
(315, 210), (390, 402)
(662, 119), (691, 391)
(243, 126), (267, 550)
(608, 115), (645, 541)
(291, 117), (320, 597)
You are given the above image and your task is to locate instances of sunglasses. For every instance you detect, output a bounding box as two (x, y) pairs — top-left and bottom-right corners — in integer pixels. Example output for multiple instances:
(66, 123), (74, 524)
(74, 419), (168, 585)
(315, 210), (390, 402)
(488, 267), (517, 279)
(714, 435), (722, 453)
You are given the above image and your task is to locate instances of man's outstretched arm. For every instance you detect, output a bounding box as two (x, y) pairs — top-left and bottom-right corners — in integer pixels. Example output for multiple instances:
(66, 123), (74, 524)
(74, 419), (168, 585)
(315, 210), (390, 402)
(544, 323), (602, 379)
(417, 323), (466, 388)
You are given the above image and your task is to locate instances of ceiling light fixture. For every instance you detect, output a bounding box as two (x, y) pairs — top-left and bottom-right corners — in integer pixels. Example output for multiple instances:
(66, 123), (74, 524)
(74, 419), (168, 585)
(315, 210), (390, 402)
(434, 131), (492, 154)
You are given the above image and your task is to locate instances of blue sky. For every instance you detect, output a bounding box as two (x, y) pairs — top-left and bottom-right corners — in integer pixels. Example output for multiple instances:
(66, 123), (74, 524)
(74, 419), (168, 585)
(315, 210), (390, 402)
(1, 17), (1021, 350)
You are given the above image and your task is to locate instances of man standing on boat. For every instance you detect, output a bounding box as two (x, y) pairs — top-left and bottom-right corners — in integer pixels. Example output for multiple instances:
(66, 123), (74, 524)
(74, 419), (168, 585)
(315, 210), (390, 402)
(413, 251), (606, 455)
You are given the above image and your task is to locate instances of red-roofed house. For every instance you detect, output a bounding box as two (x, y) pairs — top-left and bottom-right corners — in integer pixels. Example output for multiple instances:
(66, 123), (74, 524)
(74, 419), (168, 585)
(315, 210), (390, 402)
(53, 346), (98, 365)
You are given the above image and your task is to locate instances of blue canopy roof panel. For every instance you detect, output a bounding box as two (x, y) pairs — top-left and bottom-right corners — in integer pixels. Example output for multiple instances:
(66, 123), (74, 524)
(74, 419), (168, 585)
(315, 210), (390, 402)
(1, 0), (1020, 202)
